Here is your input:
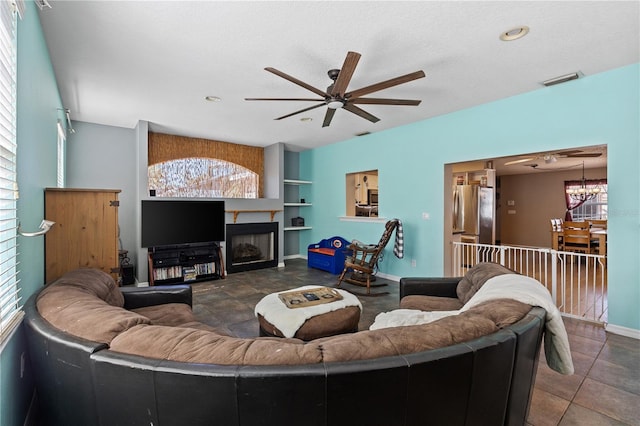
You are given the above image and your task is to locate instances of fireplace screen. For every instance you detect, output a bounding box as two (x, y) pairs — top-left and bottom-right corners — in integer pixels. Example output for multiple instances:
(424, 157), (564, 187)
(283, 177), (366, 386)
(226, 222), (278, 273)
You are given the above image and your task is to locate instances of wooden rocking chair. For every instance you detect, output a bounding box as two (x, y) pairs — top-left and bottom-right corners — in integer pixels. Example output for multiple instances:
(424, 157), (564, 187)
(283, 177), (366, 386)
(336, 219), (399, 296)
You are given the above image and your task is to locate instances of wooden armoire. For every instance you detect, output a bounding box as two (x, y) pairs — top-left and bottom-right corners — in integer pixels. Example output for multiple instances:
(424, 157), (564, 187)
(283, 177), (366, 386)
(44, 188), (121, 283)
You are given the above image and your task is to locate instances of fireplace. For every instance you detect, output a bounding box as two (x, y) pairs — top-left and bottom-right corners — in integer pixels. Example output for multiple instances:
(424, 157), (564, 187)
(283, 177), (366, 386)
(226, 222), (278, 273)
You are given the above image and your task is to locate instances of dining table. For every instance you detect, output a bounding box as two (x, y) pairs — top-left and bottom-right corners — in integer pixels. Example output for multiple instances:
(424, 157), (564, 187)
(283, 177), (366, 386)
(551, 227), (607, 256)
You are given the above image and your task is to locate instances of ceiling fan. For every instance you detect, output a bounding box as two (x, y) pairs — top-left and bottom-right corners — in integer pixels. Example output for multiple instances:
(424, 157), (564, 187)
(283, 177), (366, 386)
(245, 51), (425, 127)
(504, 149), (602, 166)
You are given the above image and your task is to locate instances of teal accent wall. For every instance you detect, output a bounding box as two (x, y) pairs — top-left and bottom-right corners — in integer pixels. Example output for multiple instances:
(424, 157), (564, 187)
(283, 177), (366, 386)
(301, 63), (639, 331)
(1, 2), (62, 425)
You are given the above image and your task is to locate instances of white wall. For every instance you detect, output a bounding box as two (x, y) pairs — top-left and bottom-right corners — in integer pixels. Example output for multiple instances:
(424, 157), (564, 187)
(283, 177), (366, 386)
(66, 121), (138, 266)
(68, 121), (286, 282)
(499, 167), (607, 247)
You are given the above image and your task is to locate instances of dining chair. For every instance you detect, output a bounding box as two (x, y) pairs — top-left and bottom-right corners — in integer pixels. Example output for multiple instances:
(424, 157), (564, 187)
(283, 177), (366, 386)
(562, 226), (591, 254)
(589, 219), (607, 229)
(588, 219), (607, 253)
(550, 218), (564, 250)
(550, 218), (564, 231)
(563, 221), (590, 230)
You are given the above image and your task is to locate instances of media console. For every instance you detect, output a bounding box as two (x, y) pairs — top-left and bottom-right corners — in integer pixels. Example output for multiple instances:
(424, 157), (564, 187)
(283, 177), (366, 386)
(147, 241), (224, 285)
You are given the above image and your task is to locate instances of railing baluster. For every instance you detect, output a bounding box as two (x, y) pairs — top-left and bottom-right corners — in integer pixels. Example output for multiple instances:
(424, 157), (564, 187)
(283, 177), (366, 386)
(451, 241), (606, 323)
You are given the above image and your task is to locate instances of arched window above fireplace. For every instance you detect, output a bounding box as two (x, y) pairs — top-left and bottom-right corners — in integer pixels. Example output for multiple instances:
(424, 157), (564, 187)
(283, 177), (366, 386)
(147, 132), (264, 198)
(148, 157), (259, 198)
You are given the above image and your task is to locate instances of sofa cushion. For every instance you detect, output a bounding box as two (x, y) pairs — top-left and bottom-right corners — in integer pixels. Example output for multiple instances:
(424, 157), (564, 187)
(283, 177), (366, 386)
(463, 298), (533, 328)
(456, 263), (517, 304)
(318, 310), (498, 362)
(132, 304), (228, 334)
(132, 303), (197, 326)
(37, 269), (149, 343)
(110, 325), (323, 365)
(400, 295), (463, 311)
(44, 268), (124, 307)
(37, 285), (149, 344)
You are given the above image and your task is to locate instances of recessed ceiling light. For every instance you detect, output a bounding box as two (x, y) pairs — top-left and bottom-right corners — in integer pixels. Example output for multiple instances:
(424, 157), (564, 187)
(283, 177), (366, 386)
(300, 117), (313, 122)
(205, 96), (221, 102)
(500, 26), (529, 41)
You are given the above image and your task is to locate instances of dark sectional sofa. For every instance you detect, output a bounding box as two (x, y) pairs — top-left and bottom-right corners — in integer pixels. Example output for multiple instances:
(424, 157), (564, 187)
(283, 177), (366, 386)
(24, 264), (545, 426)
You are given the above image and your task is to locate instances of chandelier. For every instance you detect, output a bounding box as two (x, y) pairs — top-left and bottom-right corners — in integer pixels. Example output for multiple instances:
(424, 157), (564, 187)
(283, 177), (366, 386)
(566, 162), (600, 202)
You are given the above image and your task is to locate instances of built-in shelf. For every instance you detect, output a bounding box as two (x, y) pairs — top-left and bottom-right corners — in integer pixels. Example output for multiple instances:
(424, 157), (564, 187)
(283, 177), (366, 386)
(284, 179), (312, 232)
(283, 177), (312, 260)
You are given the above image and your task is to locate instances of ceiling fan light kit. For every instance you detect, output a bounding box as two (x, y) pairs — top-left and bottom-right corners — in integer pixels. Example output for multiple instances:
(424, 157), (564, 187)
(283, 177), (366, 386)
(245, 51), (425, 127)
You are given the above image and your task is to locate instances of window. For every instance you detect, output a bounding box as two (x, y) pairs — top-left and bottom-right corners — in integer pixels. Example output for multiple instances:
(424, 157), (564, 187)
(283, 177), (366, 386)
(148, 158), (259, 198)
(345, 170), (378, 217)
(147, 133), (264, 199)
(0, 0), (21, 346)
(570, 188), (608, 221)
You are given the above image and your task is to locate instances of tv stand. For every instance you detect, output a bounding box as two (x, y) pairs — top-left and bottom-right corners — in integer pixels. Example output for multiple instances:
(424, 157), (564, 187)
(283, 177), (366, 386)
(147, 241), (224, 286)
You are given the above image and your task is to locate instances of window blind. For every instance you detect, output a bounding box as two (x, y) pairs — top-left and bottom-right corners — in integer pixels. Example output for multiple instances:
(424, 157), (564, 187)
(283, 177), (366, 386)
(0, 0), (21, 346)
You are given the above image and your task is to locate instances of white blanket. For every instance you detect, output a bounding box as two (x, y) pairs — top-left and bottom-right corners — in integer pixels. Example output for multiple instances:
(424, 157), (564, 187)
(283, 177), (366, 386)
(463, 274), (574, 375)
(370, 309), (459, 330)
(254, 286), (362, 338)
(369, 275), (574, 375)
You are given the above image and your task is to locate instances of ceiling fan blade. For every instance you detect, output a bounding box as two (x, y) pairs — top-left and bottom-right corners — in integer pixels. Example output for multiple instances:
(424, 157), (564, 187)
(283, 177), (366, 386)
(504, 157), (536, 166)
(351, 98), (421, 106)
(555, 149), (583, 156)
(566, 153), (602, 158)
(322, 108), (337, 127)
(274, 103), (326, 121)
(330, 51), (361, 97)
(342, 103), (380, 123)
(346, 70), (426, 99)
(265, 67), (328, 97)
(245, 98), (324, 102)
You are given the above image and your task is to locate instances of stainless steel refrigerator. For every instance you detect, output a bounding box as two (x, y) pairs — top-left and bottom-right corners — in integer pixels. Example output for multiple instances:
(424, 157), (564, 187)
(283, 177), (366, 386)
(452, 185), (495, 244)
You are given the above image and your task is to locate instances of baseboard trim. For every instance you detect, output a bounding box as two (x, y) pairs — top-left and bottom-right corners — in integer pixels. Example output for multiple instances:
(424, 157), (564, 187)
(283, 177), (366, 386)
(605, 323), (640, 339)
(283, 254), (306, 260)
(375, 272), (400, 283)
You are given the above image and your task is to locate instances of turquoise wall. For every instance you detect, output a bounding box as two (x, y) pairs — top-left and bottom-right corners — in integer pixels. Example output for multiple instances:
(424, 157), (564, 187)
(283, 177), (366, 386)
(301, 63), (639, 332)
(1, 2), (62, 425)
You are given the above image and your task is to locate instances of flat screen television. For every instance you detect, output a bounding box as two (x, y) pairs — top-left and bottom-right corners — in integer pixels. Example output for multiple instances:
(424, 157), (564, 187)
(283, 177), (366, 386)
(141, 200), (225, 248)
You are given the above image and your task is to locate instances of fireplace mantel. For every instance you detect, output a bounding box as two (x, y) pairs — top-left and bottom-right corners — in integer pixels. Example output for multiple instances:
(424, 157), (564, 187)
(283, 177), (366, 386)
(226, 209), (282, 223)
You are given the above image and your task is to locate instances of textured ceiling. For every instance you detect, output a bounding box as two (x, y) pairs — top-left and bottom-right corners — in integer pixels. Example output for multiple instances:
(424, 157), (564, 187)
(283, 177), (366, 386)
(37, 1), (639, 156)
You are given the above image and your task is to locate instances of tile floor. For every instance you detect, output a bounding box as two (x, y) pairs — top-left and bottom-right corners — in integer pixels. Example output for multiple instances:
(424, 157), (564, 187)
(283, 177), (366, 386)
(190, 259), (640, 425)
